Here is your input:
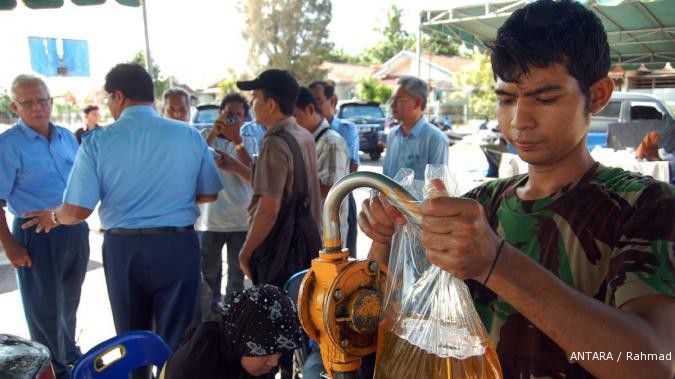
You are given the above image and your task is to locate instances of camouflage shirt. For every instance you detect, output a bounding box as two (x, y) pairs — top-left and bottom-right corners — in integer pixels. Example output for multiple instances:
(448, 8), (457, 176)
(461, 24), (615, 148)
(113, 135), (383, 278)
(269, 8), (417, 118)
(464, 163), (675, 379)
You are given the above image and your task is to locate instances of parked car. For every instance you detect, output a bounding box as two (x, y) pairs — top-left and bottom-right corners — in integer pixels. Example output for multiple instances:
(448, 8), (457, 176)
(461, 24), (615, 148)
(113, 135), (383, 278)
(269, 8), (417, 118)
(191, 103), (220, 131)
(0, 334), (55, 379)
(337, 101), (386, 160)
(590, 92), (674, 150)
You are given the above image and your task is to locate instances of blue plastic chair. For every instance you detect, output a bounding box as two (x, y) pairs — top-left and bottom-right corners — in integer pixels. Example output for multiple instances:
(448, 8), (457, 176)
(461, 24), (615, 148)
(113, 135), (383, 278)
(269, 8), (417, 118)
(71, 330), (171, 379)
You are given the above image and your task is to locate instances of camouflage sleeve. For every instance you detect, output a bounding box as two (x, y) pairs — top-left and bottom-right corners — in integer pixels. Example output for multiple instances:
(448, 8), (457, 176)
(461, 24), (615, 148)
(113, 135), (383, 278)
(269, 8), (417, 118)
(608, 182), (675, 307)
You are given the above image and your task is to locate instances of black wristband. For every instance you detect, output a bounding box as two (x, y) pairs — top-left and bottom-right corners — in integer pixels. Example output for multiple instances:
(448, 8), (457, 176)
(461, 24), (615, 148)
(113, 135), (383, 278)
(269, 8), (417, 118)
(483, 239), (506, 286)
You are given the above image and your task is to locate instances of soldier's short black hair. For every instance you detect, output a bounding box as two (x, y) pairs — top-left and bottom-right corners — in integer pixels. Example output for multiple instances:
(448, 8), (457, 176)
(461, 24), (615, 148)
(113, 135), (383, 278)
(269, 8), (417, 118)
(489, 0), (610, 109)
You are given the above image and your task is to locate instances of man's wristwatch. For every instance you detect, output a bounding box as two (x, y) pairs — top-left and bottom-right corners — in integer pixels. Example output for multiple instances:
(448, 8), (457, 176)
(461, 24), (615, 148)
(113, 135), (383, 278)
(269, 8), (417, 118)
(50, 210), (60, 226)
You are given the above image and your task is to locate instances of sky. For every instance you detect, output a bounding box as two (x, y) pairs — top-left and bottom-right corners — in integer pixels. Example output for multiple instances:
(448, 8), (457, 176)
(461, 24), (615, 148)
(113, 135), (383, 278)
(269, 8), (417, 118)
(0, 0), (478, 98)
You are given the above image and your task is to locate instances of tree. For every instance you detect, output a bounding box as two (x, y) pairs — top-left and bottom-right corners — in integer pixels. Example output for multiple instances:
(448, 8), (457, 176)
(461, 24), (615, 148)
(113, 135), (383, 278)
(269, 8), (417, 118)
(241, 0), (333, 84)
(327, 48), (364, 64)
(422, 31), (459, 57)
(452, 51), (496, 119)
(356, 77), (392, 104)
(363, 4), (415, 64)
(129, 51), (169, 100)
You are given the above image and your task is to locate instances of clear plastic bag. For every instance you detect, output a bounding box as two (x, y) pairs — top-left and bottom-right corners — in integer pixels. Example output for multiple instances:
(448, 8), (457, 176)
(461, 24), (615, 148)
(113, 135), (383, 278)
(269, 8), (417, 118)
(374, 165), (502, 379)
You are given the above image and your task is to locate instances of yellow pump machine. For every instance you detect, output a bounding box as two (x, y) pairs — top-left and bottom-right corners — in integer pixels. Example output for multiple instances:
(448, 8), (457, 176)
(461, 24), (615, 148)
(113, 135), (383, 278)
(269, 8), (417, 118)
(297, 172), (421, 379)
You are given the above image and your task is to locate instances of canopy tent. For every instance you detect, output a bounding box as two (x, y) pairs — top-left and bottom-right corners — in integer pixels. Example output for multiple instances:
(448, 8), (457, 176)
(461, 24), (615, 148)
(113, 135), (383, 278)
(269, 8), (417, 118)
(0, 0), (155, 79)
(0, 0), (138, 10)
(419, 0), (675, 70)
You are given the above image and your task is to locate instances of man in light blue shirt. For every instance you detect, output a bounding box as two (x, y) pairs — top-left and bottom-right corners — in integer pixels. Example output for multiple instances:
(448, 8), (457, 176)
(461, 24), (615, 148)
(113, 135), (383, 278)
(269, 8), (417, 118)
(24, 64), (223, 361)
(384, 76), (449, 181)
(0, 75), (89, 379)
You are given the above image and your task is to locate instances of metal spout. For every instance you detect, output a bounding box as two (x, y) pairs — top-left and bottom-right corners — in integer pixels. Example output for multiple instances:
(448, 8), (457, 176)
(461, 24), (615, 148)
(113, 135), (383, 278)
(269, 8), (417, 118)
(322, 172), (420, 252)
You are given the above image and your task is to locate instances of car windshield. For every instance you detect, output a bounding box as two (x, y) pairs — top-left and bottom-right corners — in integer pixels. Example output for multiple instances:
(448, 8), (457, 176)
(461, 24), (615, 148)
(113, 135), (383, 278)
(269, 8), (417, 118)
(341, 105), (384, 120)
(193, 108), (219, 124)
(595, 101), (621, 118)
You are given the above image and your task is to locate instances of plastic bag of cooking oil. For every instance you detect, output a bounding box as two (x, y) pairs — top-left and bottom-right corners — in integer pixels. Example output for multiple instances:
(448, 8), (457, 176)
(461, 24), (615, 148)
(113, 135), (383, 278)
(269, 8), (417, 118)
(374, 165), (502, 379)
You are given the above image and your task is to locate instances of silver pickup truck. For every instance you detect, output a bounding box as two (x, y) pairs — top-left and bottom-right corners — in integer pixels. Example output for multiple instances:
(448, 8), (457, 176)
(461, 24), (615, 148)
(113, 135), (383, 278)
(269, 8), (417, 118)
(590, 92), (674, 150)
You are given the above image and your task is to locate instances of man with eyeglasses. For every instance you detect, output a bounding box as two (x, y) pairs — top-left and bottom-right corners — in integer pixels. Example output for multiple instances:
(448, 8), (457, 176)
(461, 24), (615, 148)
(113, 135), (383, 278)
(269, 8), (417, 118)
(384, 75), (449, 182)
(0, 74), (90, 379)
(22, 64), (223, 379)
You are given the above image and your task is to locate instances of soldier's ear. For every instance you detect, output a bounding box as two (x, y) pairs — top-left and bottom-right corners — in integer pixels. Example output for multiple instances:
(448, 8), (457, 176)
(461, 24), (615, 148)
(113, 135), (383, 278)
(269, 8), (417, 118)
(589, 77), (613, 114)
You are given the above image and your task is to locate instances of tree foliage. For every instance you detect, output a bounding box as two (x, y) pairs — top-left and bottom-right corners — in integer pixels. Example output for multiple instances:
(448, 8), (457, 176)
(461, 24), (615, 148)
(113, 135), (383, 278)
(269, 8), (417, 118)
(327, 48), (364, 64)
(422, 32), (459, 57)
(363, 4), (414, 64)
(356, 77), (392, 104)
(452, 51), (496, 119)
(129, 51), (169, 100)
(241, 0), (333, 84)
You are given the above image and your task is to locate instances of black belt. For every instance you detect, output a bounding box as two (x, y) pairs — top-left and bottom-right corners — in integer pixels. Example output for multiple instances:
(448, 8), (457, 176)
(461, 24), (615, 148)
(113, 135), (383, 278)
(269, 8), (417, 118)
(105, 225), (194, 235)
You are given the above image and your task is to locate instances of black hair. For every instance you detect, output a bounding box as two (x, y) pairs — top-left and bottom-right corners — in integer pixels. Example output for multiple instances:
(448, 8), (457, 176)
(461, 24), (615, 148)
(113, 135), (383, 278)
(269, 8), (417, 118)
(220, 92), (250, 116)
(262, 90), (294, 116)
(104, 63), (154, 102)
(295, 87), (321, 115)
(488, 0), (610, 109)
(83, 105), (99, 115)
(308, 80), (336, 99)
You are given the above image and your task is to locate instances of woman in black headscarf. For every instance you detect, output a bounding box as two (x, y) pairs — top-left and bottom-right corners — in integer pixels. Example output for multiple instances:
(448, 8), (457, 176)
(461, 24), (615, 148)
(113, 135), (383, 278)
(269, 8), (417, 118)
(162, 285), (303, 378)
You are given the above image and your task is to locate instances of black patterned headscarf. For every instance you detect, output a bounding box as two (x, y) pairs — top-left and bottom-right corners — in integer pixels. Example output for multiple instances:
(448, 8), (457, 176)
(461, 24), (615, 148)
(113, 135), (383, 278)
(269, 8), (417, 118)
(220, 285), (303, 357)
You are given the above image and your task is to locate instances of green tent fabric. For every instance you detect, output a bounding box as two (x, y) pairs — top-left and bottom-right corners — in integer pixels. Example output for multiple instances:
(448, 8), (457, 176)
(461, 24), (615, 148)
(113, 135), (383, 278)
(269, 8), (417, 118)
(420, 0), (675, 69)
(0, 0), (139, 10)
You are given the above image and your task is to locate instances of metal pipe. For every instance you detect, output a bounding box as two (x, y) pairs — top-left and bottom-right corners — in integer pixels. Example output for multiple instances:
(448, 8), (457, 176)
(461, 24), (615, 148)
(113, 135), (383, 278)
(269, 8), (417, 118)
(322, 172), (421, 252)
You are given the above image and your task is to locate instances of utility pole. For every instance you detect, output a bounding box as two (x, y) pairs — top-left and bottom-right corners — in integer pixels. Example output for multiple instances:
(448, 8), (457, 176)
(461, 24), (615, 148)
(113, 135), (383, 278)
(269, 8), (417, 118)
(141, 0), (154, 79)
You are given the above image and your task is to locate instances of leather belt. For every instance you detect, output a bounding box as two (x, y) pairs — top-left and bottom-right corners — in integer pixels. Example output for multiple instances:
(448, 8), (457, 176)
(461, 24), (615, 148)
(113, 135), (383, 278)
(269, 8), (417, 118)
(105, 225), (194, 235)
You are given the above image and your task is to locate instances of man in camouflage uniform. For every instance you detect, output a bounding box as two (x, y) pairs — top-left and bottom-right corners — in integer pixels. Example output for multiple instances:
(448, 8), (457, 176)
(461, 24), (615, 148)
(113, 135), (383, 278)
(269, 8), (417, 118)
(359, 0), (674, 378)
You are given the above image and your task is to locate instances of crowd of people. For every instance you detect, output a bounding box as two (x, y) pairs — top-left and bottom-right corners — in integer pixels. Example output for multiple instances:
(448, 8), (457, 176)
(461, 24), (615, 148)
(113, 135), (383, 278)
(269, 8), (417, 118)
(0, 0), (673, 378)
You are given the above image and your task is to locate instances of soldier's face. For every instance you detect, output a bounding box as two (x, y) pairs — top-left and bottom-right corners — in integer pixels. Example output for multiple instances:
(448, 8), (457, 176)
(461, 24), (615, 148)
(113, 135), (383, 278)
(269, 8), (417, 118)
(495, 63), (591, 167)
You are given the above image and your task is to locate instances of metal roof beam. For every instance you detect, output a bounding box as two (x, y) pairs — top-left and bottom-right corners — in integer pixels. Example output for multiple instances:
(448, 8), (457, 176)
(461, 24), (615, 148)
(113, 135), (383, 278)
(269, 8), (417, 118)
(593, 5), (655, 55)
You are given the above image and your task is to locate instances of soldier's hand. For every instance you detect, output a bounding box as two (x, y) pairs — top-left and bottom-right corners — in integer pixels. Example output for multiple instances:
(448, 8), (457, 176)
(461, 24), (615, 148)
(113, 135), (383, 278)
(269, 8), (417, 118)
(420, 180), (502, 281)
(358, 193), (405, 245)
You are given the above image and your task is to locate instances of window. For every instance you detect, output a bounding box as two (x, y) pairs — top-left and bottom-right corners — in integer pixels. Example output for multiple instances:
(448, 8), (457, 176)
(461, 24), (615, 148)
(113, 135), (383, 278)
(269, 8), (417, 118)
(630, 101), (664, 121)
(595, 101), (621, 118)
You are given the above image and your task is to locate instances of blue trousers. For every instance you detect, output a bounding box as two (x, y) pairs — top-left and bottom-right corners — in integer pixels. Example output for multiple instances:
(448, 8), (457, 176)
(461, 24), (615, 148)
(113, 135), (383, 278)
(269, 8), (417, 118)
(13, 218), (89, 379)
(198, 231), (246, 306)
(102, 230), (200, 352)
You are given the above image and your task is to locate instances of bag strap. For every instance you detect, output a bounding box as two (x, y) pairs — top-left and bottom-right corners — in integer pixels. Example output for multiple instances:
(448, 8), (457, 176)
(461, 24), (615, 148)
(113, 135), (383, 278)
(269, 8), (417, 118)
(314, 126), (331, 143)
(270, 128), (309, 199)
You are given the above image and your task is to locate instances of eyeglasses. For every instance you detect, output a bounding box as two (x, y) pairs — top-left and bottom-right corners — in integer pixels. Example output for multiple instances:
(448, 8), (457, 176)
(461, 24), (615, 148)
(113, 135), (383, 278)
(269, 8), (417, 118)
(15, 97), (52, 109)
(103, 93), (114, 105)
(387, 96), (412, 106)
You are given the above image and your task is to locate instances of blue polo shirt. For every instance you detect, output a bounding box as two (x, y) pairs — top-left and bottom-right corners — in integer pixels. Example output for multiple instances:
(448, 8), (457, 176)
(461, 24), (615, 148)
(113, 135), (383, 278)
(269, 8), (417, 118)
(63, 105), (223, 229)
(0, 122), (78, 216)
(383, 117), (449, 180)
(240, 121), (266, 153)
(330, 117), (360, 165)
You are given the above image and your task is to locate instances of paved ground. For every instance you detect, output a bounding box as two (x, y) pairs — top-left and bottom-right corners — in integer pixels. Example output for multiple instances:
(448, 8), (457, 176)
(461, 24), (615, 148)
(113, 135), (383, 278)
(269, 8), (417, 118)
(0, 144), (489, 354)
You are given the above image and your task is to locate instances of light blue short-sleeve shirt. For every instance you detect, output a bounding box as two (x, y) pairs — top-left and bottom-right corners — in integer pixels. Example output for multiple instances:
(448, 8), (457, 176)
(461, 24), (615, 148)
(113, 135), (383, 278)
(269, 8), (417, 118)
(0, 122), (78, 216)
(383, 117), (449, 181)
(63, 105), (223, 229)
(330, 117), (360, 165)
(240, 121), (266, 155)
